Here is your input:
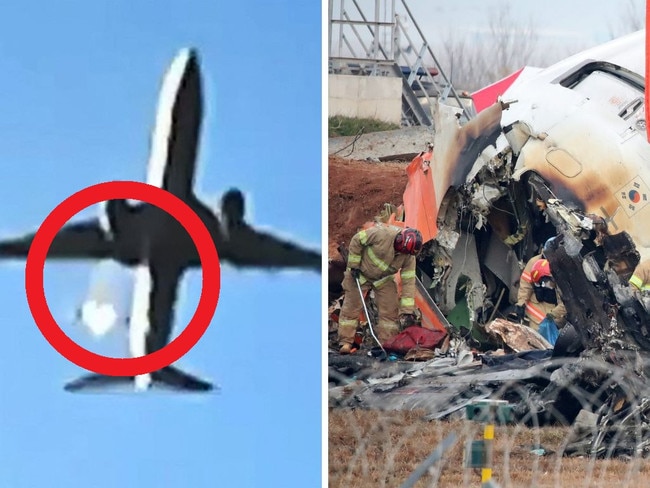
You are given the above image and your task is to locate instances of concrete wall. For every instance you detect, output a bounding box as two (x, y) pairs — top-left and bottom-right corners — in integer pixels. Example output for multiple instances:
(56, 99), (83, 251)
(329, 74), (401, 125)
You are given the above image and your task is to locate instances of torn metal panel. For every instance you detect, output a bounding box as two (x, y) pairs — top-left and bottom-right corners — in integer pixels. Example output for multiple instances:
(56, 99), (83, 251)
(330, 351), (554, 419)
(483, 233), (522, 305)
(438, 231), (485, 318)
(403, 149), (438, 242)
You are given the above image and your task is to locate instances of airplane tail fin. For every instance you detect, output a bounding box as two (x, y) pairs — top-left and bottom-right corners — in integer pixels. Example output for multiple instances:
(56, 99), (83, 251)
(64, 366), (217, 393)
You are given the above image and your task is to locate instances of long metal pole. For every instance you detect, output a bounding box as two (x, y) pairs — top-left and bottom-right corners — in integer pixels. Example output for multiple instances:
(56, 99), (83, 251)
(399, 433), (458, 488)
(355, 277), (387, 355)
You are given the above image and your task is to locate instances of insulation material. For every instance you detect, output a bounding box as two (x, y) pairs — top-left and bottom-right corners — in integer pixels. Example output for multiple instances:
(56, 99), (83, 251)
(485, 318), (552, 352)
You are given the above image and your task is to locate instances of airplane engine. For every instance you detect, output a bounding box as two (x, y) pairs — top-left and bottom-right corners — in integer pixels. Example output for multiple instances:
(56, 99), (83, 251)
(221, 188), (245, 227)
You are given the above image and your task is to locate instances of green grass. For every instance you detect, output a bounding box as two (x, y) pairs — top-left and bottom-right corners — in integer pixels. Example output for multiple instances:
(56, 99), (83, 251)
(328, 115), (400, 137)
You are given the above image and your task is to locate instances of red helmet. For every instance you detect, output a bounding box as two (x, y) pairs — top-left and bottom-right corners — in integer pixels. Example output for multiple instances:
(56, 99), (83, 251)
(394, 228), (423, 255)
(530, 259), (552, 283)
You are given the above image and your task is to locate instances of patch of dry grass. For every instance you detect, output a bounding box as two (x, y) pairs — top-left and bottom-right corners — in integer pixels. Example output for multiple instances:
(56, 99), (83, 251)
(329, 409), (650, 488)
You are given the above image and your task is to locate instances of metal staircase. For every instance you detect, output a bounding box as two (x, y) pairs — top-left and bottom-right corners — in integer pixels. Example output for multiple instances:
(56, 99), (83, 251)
(328, 0), (472, 126)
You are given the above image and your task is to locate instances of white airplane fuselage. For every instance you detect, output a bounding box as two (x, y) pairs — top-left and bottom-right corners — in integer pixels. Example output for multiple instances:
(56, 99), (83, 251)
(497, 30), (650, 259)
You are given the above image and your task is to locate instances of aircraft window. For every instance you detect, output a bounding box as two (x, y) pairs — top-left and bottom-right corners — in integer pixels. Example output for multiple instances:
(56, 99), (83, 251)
(570, 70), (644, 123)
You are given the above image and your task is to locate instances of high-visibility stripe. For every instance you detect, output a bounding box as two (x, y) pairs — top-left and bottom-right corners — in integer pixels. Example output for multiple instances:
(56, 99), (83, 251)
(348, 253), (361, 264)
(338, 318), (358, 328)
(367, 247), (390, 271)
(525, 302), (546, 322)
(358, 229), (368, 245)
(400, 297), (415, 308)
(373, 275), (394, 288)
(521, 271), (532, 283)
(401, 269), (416, 280)
(629, 274), (650, 290)
(484, 424), (494, 440)
(481, 468), (492, 483)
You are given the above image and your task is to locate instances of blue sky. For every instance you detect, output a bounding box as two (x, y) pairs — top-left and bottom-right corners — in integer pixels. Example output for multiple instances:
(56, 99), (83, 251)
(0, 2), (322, 487)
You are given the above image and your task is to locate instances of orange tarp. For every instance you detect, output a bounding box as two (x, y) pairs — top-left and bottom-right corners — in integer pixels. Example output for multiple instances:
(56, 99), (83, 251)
(394, 272), (448, 334)
(403, 150), (438, 243)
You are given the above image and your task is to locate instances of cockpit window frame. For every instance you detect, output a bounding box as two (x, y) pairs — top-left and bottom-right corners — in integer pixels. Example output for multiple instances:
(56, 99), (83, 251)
(553, 60), (645, 93)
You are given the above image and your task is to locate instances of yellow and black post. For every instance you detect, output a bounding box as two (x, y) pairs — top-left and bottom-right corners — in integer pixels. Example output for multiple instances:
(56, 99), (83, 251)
(465, 399), (512, 488)
(481, 414), (495, 484)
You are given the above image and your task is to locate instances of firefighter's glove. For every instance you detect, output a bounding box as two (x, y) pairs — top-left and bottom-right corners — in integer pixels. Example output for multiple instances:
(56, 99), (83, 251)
(546, 313), (563, 327)
(399, 313), (417, 328)
(514, 304), (525, 321)
(350, 268), (361, 280)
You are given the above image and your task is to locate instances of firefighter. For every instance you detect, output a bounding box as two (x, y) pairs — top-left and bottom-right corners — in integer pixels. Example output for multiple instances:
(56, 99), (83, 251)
(513, 237), (555, 322)
(514, 258), (566, 331)
(337, 225), (423, 354)
(629, 259), (650, 313)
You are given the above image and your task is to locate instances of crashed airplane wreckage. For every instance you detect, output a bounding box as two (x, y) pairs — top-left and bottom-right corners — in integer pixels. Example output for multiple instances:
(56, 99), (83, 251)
(329, 30), (650, 457)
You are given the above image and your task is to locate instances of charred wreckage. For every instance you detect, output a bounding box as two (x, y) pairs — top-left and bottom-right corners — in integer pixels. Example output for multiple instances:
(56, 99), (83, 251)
(330, 74), (650, 457)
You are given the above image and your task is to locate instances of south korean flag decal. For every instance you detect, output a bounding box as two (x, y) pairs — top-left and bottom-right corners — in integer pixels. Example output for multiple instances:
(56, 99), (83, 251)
(616, 175), (650, 217)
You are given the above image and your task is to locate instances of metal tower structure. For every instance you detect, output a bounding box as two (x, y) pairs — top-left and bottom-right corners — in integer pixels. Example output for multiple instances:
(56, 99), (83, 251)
(328, 0), (472, 126)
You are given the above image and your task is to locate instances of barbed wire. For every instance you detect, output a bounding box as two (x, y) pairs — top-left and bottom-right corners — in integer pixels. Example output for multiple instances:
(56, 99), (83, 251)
(329, 354), (650, 487)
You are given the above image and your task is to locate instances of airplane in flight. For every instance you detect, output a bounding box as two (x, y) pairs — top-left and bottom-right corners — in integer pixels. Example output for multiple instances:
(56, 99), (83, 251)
(0, 47), (321, 392)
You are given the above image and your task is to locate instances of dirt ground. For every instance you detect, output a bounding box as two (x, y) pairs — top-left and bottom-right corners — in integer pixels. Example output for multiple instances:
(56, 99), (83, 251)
(328, 156), (408, 260)
(329, 409), (650, 488)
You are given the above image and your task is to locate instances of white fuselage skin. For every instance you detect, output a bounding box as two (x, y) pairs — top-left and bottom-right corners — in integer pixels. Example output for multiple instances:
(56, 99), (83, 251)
(482, 30), (650, 260)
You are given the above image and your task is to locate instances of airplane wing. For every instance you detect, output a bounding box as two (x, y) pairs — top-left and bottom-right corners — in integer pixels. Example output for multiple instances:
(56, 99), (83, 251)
(226, 226), (322, 273)
(147, 48), (202, 199)
(0, 219), (113, 259)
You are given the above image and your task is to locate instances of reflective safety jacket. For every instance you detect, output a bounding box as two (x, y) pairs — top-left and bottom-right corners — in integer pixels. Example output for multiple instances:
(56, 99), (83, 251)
(516, 253), (566, 327)
(347, 224), (416, 314)
(516, 254), (543, 308)
(630, 259), (650, 291)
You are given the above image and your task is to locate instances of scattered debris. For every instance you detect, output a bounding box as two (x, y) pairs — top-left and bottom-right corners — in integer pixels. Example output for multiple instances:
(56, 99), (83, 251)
(328, 92), (650, 461)
(485, 318), (551, 353)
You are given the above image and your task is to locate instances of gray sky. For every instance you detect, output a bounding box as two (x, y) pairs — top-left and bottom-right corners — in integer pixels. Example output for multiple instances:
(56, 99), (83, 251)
(329, 0), (645, 91)
(330, 0), (644, 66)
(406, 0), (643, 57)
